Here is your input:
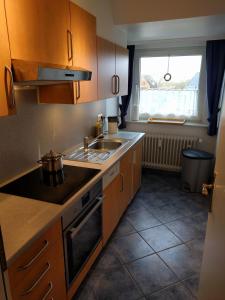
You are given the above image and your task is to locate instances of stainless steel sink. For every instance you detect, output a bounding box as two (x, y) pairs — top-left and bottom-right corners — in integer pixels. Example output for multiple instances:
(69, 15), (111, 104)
(89, 141), (122, 150)
(66, 138), (128, 164)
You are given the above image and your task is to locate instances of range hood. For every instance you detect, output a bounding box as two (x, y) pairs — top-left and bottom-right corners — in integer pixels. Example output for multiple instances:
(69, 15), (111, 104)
(11, 59), (92, 86)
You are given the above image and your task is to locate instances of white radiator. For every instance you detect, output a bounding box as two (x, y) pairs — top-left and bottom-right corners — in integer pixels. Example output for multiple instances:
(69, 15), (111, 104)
(142, 133), (199, 172)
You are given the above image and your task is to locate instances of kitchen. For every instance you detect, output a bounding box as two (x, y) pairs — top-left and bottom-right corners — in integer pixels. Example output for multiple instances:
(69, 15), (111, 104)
(1, 0), (225, 300)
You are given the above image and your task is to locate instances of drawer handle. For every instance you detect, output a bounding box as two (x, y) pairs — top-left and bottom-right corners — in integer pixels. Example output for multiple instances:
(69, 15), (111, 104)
(18, 240), (49, 271)
(21, 262), (51, 296)
(41, 281), (53, 300)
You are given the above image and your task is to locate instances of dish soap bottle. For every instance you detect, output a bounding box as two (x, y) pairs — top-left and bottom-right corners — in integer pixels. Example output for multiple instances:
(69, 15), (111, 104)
(95, 114), (103, 137)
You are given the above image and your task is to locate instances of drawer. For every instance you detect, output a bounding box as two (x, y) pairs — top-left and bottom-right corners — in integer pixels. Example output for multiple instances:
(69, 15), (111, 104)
(8, 220), (62, 286)
(9, 237), (66, 300)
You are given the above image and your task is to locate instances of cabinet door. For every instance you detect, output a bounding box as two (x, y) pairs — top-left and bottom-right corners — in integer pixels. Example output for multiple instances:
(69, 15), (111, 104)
(97, 37), (116, 100)
(115, 45), (128, 96)
(5, 0), (70, 66)
(0, 0), (15, 116)
(102, 175), (121, 245)
(119, 149), (133, 215)
(70, 3), (97, 103)
(132, 141), (143, 197)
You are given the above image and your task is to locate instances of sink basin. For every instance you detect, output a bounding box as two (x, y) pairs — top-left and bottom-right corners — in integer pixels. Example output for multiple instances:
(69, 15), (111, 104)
(65, 138), (129, 164)
(89, 141), (122, 150)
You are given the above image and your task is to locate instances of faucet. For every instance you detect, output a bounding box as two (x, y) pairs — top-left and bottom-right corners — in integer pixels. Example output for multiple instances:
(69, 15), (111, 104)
(83, 133), (104, 152)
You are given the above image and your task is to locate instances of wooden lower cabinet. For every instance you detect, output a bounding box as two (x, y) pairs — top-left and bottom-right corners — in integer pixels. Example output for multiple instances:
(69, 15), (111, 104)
(8, 219), (66, 300)
(102, 174), (121, 245)
(132, 141), (143, 198)
(119, 149), (133, 216)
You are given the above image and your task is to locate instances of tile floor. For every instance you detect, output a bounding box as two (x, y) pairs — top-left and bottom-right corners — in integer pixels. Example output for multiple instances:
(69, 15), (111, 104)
(74, 169), (209, 300)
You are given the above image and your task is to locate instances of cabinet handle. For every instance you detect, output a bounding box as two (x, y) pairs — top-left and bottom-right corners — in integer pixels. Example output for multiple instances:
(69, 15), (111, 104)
(21, 262), (51, 296)
(4, 66), (15, 109)
(67, 30), (73, 61)
(18, 240), (49, 271)
(116, 75), (120, 94)
(112, 75), (116, 95)
(75, 81), (81, 100)
(41, 281), (53, 300)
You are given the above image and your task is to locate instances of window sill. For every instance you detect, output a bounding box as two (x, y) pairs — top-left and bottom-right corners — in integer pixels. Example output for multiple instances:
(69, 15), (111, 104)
(127, 120), (208, 128)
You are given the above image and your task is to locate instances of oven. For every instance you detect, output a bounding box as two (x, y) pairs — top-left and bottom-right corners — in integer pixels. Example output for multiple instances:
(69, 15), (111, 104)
(62, 179), (102, 288)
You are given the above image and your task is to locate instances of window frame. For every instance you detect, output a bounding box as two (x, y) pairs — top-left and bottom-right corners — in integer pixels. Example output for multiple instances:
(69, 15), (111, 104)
(129, 46), (207, 124)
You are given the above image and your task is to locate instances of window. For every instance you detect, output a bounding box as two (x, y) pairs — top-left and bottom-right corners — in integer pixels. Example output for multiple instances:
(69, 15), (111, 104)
(132, 52), (204, 122)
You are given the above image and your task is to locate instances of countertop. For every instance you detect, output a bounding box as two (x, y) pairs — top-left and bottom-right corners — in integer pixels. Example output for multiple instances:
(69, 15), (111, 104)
(0, 131), (144, 266)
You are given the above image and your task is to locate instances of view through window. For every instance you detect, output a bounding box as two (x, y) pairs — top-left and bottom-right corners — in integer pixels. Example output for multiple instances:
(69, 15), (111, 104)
(139, 55), (202, 120)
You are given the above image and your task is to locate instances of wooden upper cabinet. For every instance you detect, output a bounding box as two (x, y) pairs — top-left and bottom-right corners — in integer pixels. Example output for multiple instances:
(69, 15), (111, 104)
(5, 0), (71, 66)
(115, 45), (129, 96)
(97, 37), (115, 100)
(70, 2), (97, 103)
(0, 0), (16, 116)
(97, 37), (129, 100)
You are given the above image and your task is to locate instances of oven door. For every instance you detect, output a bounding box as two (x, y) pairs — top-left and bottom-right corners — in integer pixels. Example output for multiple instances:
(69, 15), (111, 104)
(64, 196), (102, 287)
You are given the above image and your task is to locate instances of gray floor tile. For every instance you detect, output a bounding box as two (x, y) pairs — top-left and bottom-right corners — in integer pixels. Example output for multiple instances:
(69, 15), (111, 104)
(126, 209), (161, 231)
(147, 283), (195, 299)
(94, 247), (121, 272)
(113, 219), (136, 237)
(111, 233), (154, 263)
(88, 265), (142, 300)
(150, 204), (184, 223)
(139, 225), (182, 252)
(183, 274), (200, 297)
(73, 284), (96, 300)
(126, 254), (178, 295)
(166, 217), (203, 242)
(159, 244), (202, 280)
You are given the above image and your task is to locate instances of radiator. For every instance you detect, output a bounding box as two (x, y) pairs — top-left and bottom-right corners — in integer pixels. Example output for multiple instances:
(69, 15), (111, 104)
(142, 133), (199, 172)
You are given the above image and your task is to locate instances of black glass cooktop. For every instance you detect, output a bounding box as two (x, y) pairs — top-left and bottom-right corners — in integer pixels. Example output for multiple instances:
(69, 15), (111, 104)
(0, 165), (100, 205)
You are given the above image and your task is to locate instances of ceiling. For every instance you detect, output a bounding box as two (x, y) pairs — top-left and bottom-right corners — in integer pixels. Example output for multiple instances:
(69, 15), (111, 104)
(116, 14), (225, 46)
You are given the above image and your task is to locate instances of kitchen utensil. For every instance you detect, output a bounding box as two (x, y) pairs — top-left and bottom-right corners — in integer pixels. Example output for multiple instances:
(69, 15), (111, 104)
(37, 150), (65, 173)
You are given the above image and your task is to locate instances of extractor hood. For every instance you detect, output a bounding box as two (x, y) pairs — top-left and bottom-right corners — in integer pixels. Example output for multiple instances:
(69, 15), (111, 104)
(11, 59), (92, 86)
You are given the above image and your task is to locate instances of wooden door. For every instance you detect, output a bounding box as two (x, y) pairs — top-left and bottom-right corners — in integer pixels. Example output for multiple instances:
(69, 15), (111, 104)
(0, 0), (15, 116)
(102, 175), (121, 245)
(132, 141), (143, 198)
(5, 0), (71, 66)
(119, 149), (133, 216)
(198, 91), (225, 300)
(97, 37), (116, 100)
(115, 45), (128, 96)
(70, 3), (97, 103)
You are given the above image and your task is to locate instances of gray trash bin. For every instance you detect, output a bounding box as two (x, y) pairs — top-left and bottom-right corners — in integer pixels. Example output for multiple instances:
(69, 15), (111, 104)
(181, 149), (214, 193)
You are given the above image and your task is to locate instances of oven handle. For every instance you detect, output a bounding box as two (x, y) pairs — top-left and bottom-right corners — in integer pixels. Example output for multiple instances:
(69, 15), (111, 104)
(68, 196), (103, 239)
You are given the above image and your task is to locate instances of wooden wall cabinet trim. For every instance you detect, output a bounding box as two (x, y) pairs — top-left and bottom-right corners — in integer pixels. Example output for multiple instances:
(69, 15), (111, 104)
(38, 2), (98, 104)
(97, 37), (116, 100)
(115, 45), (129, 96)
(8, 219), (67, 300)
(97, 36), (129, 100)
(0, 0), (16, 116)
(5, 0), (71, 67)
(70, 2), (98, 103)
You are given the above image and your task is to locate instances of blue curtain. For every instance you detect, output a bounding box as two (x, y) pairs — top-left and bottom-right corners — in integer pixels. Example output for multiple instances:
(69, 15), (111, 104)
(119, 45), (135, 129)
(206, 40), (225, 136)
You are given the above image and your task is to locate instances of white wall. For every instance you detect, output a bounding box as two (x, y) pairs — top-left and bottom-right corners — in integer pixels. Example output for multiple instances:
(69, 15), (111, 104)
(111, 0), (225, 24)
(72, 0), (127, 47)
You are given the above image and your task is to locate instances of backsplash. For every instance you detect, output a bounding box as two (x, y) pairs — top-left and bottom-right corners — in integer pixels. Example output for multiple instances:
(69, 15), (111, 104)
(0, 89), (117, 183)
